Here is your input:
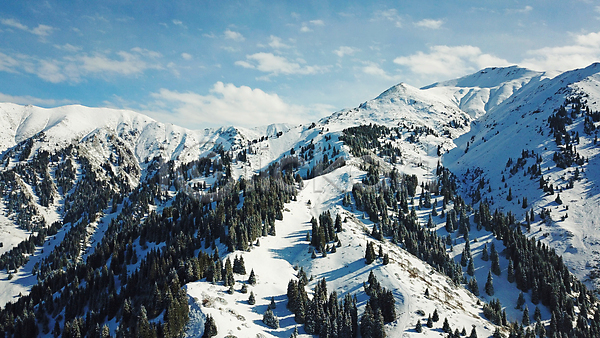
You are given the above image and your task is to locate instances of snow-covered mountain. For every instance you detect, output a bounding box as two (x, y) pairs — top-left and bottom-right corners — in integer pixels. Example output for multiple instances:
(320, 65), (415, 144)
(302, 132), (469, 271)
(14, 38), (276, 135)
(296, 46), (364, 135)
(0, 63), (599, 338)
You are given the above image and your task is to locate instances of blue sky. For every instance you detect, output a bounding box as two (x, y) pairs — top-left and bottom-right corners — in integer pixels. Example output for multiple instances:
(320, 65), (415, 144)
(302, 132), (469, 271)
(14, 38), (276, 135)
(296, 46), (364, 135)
(1, 1), (600, 129)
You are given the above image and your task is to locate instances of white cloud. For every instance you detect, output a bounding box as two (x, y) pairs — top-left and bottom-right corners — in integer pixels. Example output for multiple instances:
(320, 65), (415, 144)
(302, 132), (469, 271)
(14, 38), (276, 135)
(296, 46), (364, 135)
(393, 45), (510, 78)
(172, 19), (183, 26)
(0, 52), (20, 73)
(414, 19), (444, 29)
(268, 36), (291, 49)
(334, 46), (360, 57)
(507, 5), (533, 14)
(372, 9), (402, 27)
(1, 18), (27, 31)
(53, 43), (81, 53)
(235, 52), (326, 76)
(1, 18), (56, 37)
(149, 82), (311, 127)
(520, 31), (600, 72)
(0, 92), (73, 106)
(0, 48), (164, 83)
(181, 53), (193, 60)
(224, 29), (245, 42)
(362, 62), (402, 81)
(300, 19), (325, 33)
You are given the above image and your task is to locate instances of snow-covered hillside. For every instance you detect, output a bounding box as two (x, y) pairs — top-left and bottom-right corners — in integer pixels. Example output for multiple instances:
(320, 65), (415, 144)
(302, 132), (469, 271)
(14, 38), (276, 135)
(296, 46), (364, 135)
(1, 63), (600, 338)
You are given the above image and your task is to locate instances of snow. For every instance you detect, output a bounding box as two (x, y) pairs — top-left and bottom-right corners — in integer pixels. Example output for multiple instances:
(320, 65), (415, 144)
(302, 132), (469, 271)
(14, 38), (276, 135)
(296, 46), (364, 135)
(186, 165), (496, 337)
(3, 63), (600, 336)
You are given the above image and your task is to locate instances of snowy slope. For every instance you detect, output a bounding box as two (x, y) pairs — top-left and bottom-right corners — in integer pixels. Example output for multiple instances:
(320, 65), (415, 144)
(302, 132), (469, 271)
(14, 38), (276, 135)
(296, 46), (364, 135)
(444, 63), (600, 290)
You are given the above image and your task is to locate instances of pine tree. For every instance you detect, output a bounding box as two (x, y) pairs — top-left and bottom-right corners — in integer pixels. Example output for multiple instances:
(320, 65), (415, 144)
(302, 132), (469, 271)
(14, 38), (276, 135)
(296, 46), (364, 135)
(224, 257), (234, 286)
(481, 243), (489, 261)
(382, 253), (389, 265)
(485, 271), (494, 296)
(269, 296), (277, 309)
(507, 259), (515, 283)
(490, 243), (501, 276)
(248, 269), (256, 285)
(522, 305), (530, 326)
(427, 314), (433, 328)
(248, 291), (256, 305)
(432, 309), (439, 322)
(442, 317), (451, 333)
(365, 242), (376, 264)
(263, 308), (279, 329)
(469, 326), (478, 338)
(467, 258), (475, 276)
(516, 292), (525, 310)
(415, 320), (422, 333)
(203, 315), (217, 337)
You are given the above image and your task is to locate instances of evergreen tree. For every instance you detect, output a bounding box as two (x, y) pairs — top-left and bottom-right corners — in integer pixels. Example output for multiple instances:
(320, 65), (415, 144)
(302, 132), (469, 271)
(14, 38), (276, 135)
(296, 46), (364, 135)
(224, 257), (235, 286)
(522, 305), (530, 326)
(248, 269), (257, 285)
(442, 318), (451, 333)
(415, 320), (422, 333)
(365, 242), (376, 264)
(269, 296), (277, 310)
(485, 271), (494, 296)
(427, 315), (433, 328)
(263, 308), (279, 329)
(516, 292), (525, 310)
(203, 315), (217, 337)
(481, 243), (489, 261)
(467, 258), (475, 276)
(469, 326), (478, 338)
(432, 309), (439, 322)
(490, 244), (501, 276)
(248, 291), (256, 305)
(507, 259), (515, 283)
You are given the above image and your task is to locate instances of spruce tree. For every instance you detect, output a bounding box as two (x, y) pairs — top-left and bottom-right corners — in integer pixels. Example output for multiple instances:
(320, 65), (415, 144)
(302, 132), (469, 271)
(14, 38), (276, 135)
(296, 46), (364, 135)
(469, 326), (478, 338)
(427, 315), (433, 328)
(522, 305), (530, 326)
(202, 315), (217, 337)
(248, 269), (256, 285)
(516, 292), (525, 310)
(481, 243), (489, 261)
(248, 291), (256, 305)
(415, 320), (422, 333)
(442, 318), (451, 333)
(467, 258), (475, 276)
(263, 308), (279, 329)
(485, 271), (494, 296)
(432, 309), (439, 322)
(365, 242), (376, 264)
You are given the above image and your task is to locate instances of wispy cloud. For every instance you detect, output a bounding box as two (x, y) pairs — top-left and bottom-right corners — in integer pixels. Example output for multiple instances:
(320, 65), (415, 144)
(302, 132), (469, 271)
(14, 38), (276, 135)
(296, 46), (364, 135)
(507, 6), (533, 14)
(393, 45), (510, 78)
(0, 92), (73, 106)
(361, 62), (402, 81)
(334, 46), (360, 57)
(224, 29), (245, 42)
(268, 36), (291, 49)
(0, 48), (164, 83)
(300, 19), (325, 33)
(372, 9), (402, 28)
(520, 31), (600, 72)
(149, 82), (310, 128)
(235, 52), (327, 76)
(53, 43), (81, 53)
(181, 53), (193, 60)
(414, 19), (444, 29)
(1, 18), (56, 37)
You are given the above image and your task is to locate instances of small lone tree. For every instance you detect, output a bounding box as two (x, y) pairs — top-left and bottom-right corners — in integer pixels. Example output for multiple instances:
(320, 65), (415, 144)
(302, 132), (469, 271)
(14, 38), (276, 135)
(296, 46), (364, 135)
(203, 315), (217, 338)
(263, 308), (279, 329)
